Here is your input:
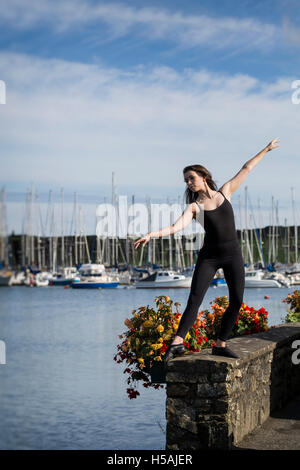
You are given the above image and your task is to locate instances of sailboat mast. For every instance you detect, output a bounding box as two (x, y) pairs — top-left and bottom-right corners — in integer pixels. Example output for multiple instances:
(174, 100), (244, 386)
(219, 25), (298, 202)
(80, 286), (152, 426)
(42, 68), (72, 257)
(74, 192), (78, 266)
(61, 188), (64, 268)
(291, 187), (298, 264)
(35, 191), (41, 270)
(111, 172), (115, 267)
(31, 183), (35, 266)
(0, 187), (9, 266)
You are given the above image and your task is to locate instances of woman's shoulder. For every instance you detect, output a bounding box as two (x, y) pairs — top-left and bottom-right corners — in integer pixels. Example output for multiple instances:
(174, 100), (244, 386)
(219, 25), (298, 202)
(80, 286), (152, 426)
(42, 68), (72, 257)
(218, 184), (231, 202)
(190, 200), (202, 221)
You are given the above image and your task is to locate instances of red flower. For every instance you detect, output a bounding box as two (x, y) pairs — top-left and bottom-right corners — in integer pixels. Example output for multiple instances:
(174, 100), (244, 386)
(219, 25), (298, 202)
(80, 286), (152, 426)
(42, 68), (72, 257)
(126, 388), (140, 399)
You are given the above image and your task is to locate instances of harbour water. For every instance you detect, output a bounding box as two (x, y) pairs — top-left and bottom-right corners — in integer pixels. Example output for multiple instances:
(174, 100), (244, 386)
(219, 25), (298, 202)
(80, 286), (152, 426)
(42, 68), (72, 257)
(0, 284), (294, 450)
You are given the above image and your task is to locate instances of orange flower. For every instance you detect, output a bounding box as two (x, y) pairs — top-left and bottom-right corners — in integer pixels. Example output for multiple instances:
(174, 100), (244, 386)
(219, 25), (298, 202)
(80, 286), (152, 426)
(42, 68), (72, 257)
(124, 318), (133, 328)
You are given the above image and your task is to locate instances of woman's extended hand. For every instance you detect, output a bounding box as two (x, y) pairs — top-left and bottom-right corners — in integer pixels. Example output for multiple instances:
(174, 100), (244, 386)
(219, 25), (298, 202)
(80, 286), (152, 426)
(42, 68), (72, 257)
(266, 138), (280, 152)
(133, 234), (151, 250)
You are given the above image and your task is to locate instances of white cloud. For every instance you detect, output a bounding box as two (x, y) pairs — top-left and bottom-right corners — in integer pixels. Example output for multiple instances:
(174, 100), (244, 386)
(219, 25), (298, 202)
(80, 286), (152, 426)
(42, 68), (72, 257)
(0, 51), (298, 194)
(1, 49), (300, 233)
(0, 0), (279, 51)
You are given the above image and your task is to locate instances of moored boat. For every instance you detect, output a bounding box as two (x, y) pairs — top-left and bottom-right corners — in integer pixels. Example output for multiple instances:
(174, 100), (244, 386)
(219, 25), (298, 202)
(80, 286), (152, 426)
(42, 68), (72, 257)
(35, 272), (49, 287)
(49, 267), (80, 286)
(244, 269), (282, 288)
(135, 270), (191, 288)
(71, 263), (119, 288)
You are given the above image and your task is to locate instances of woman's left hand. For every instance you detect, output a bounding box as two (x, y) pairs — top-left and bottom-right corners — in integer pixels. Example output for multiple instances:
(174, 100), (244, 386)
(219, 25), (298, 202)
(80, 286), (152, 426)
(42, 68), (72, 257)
(266, 138), (280, 152)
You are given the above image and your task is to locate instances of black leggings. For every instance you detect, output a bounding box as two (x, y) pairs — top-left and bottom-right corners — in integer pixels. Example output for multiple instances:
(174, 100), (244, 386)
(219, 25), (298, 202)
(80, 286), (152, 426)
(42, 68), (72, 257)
(176, 239), (245, 342)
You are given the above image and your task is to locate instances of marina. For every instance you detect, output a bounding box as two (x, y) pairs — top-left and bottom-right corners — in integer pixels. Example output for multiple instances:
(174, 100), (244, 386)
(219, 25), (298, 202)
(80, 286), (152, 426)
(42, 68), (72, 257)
(0, 184), (300, 291)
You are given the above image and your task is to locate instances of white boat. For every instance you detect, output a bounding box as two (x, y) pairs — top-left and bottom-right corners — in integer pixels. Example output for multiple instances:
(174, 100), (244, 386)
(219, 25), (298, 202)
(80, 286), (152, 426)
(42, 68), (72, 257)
(264, 271), (291, 287)
(288, 272), (300, 285)
(35, 272), (49, 287)
(117, 270), (133, 285)
(10, 271), (26, 285)
(71, 263), (119, 288)
(0, 270), (13, 286)
(135, 269), (191, 288)
(244, 269), (282, 288)
(49, 267), (80, 286)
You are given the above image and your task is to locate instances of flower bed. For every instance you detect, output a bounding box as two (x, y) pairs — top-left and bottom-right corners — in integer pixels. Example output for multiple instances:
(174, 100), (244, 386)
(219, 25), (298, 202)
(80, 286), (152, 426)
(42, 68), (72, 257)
(203, 296), (269, 339)
(114, 295), (269, 399)
(282, 289), (300, 323)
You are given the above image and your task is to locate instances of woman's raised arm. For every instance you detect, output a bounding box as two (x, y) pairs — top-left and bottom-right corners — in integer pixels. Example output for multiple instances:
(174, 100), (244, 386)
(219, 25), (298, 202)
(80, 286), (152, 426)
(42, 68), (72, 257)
(220, 138), (280, 197)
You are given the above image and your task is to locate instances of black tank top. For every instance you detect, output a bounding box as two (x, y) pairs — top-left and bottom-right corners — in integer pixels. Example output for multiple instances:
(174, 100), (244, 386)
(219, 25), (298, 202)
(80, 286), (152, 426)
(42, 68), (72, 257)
(195, 190), (238, 245)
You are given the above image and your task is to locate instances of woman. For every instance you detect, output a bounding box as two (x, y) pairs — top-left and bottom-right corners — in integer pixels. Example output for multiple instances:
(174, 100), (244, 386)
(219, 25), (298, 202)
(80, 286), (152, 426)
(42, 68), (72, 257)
(133, 138), (279, 360)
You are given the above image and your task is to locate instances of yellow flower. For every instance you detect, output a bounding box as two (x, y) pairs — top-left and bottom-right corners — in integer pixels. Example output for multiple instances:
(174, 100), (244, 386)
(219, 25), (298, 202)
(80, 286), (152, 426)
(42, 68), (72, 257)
(154, 355), (162, 361)
(185, 332), (191, 340)
(163, 334), (172, 341)
(151, 343), (162, 350)
(138, 358), (144, 364)
(157, 337), (163, 343)
(143, 320), (153, 328)
(157, 325), (164, 333)
(165, 296), (170, 303)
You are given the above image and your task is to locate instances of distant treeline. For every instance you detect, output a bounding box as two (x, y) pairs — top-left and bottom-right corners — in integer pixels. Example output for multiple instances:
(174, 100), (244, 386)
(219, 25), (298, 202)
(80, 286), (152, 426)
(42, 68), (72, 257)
(3, 225), (300, 269)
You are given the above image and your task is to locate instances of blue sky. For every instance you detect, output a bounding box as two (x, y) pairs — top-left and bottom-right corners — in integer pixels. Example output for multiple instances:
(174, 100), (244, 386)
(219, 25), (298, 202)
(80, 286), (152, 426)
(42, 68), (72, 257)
(0, 0), (300, 234)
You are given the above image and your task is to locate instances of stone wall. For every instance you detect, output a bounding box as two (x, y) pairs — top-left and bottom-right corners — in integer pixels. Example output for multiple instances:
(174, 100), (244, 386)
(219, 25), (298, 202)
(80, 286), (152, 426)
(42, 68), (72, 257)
(165, 322), (300, 450)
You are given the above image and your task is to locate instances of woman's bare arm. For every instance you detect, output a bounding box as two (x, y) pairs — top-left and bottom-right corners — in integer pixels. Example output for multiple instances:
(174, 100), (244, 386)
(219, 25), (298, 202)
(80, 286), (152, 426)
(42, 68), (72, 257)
(220, 138), (279, 197)
(133, 204), (195, 249)
(150, 204), (194, 238)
